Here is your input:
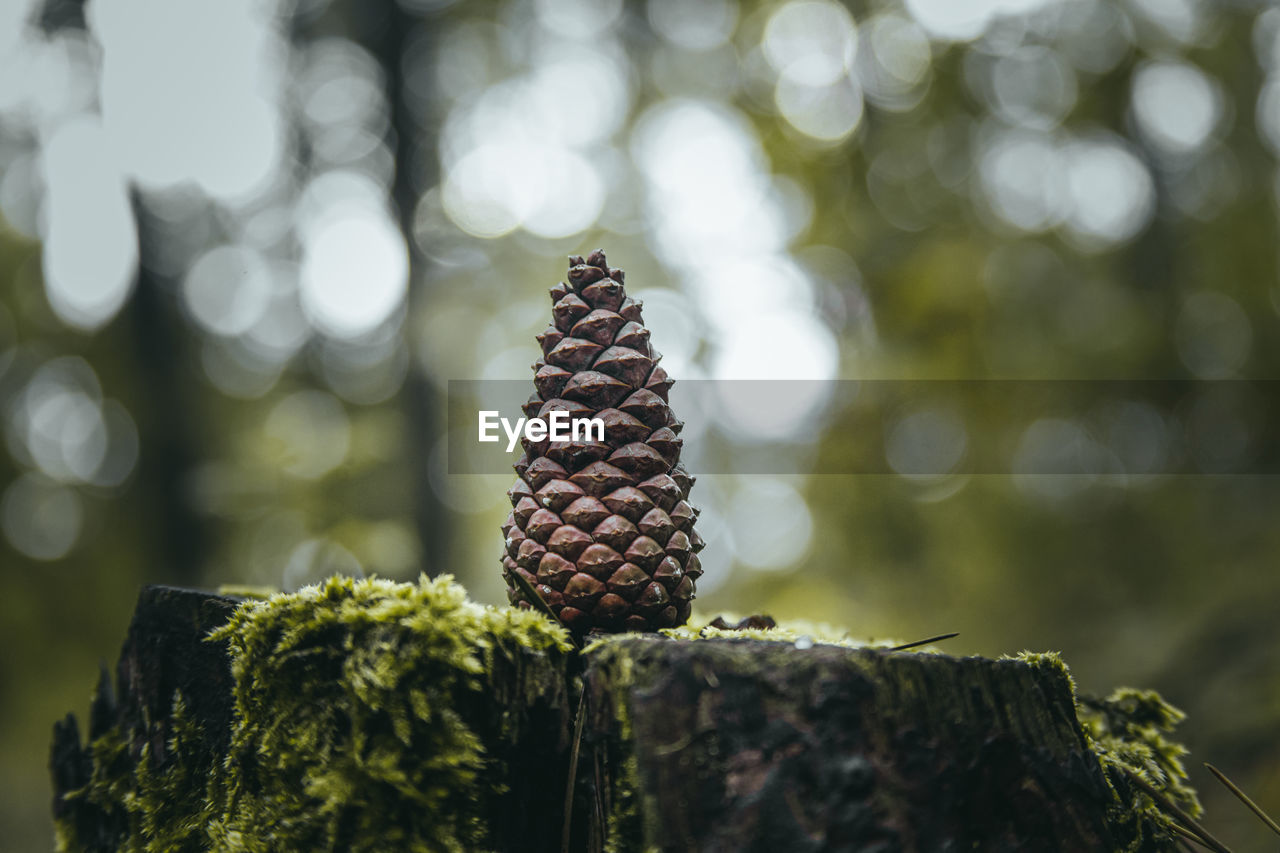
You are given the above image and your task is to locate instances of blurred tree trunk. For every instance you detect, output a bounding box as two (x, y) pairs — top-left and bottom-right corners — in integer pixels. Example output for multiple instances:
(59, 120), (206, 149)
(349, 0), (451, 576)
(123, 194), (208, 585)
(37, 0), (86, 30)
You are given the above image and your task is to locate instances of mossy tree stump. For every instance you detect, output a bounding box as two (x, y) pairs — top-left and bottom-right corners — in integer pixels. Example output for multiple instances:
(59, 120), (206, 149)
(51, 579), (1183, 852)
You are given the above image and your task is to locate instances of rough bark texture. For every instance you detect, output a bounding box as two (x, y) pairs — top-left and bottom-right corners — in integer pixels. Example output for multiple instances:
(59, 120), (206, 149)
(580, 637), (1130, 852)
(52, 585), (1177, 852)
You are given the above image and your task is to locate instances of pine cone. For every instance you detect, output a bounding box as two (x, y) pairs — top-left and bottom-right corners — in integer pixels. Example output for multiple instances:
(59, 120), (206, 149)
(501, 250), (704, 634)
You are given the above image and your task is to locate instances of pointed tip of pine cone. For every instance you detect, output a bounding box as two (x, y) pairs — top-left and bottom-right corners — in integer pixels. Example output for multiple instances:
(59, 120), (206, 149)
(568, 249), (620, 288)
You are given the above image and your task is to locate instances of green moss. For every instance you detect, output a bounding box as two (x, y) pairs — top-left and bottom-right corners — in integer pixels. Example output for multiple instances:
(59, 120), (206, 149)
(1010, 650), (1076, 692)
(213, 584), (277, 601)
(57, 574), (571, 853)
(55, 694), (217, 853)
(629, 611), (930, 651)
(54, 727), (131, 852)
(1078, 687), (1200, 851)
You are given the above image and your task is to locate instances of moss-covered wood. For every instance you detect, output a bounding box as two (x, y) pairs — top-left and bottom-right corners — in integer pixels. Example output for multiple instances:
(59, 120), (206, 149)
(52, 578), (1192, 852)
(52, 578), (574, 853)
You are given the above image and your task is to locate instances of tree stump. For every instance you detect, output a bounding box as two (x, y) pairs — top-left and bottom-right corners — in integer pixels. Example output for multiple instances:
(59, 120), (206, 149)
(51, 579), (1180, 852)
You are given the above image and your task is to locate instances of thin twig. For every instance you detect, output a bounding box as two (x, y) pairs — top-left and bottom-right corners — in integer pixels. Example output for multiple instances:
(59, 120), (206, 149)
(1205, 763), (1280, 838)
(1121, 768), (1234, 853)
(1171, 821), (1214, 851)
(592, 749), (606, 853)
(889, 632), (960, 652)
(511, 571), (582, 649)
(561, 688), (589, 853)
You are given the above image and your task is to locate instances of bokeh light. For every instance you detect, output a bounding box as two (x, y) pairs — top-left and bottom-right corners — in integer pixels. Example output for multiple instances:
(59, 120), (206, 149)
(1175, 291), (1252, 379)
(885, 409), (968, 480)
(281, 537), (363, 592)
(183, 245), (273, 337)
(264, 390), (352, 479)
(1061, 134), (1155, 249)
(648, 0), (739, 51)
(1, 472), (83, 561)
(300, 208), (408, 339)
(763, 0), (857, 86)
(856, 12), (931, 112)
(727, 477), (813, 571)
(1131, 61), (1223, 157)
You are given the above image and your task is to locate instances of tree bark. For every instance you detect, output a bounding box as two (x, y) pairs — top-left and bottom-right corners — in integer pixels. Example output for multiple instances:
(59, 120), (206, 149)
(52, 586), (1171, 852)
(580, 637), (1127, 852)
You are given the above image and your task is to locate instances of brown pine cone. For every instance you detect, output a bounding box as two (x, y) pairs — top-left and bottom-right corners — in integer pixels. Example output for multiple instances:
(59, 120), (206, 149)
(501, 250), (704, 634)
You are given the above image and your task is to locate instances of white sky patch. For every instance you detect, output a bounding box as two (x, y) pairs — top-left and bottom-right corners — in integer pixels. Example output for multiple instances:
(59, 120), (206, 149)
(39, 117), (137, 330)
(0, 0), (36, 58)
(0, 28), (97, 128)
(91, 0), (287, 204)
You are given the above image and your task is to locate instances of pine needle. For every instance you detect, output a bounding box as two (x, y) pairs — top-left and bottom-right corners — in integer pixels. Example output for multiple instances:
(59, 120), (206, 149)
(889, 632), (959, 652)
(1171, 822), (1214, 851)
(1205, 763), (1280, 838)
(561, 688), (589, 853)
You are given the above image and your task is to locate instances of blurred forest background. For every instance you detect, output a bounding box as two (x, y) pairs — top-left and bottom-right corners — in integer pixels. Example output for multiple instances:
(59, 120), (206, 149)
(2, 0), (1279, 848)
